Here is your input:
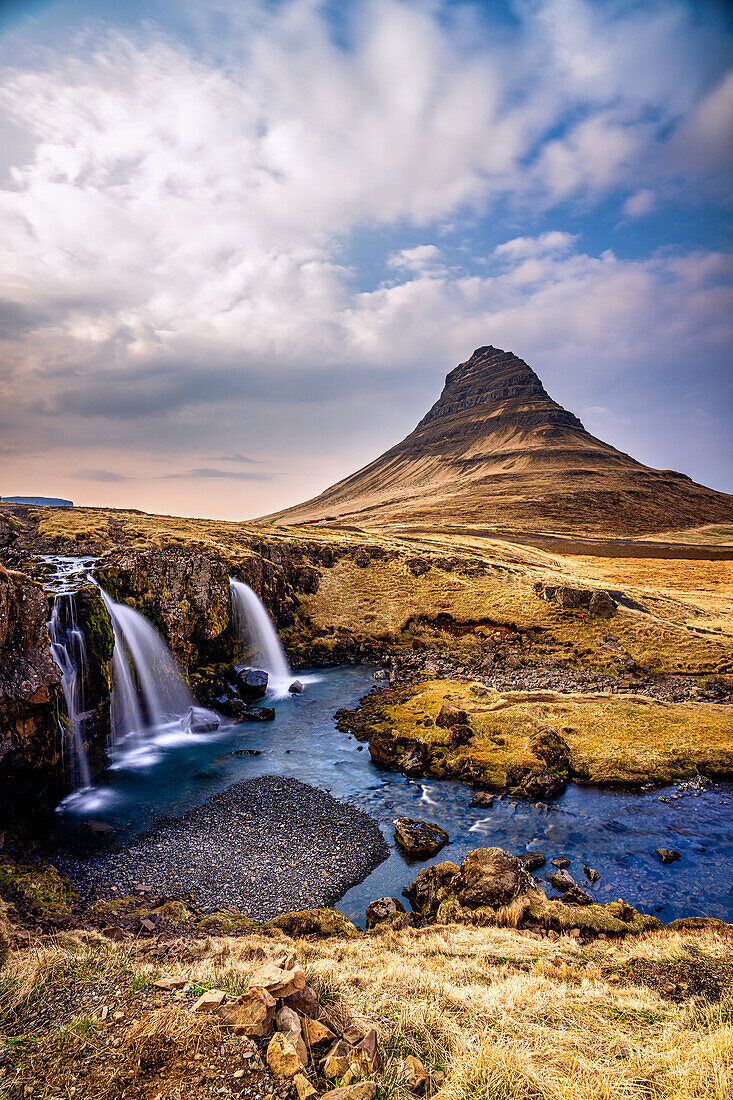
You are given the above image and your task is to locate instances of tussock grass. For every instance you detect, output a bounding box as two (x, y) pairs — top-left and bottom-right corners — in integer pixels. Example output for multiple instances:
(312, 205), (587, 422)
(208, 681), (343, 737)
(1, 922), (730, 1098)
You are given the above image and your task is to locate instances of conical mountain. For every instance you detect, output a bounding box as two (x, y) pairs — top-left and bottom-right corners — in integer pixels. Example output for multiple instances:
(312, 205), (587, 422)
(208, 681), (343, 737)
(266, 346), (733, 535)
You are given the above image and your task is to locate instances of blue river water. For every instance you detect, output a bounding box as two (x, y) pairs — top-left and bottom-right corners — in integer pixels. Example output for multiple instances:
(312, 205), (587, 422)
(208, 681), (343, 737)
(56, 665), (733, 927)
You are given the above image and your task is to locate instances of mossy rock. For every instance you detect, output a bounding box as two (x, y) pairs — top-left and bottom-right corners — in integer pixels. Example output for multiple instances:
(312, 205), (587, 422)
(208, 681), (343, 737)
(151, 899), (194, 923)
(0, 859), (77, 915)
(666, 916), (732, 933)
(197, 912), (260, 934)
(264, 907), (360, 938)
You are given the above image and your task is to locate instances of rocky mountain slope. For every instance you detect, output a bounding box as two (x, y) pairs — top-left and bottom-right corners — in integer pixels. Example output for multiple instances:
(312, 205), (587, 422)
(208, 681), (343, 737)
(266, 346), (733, 536)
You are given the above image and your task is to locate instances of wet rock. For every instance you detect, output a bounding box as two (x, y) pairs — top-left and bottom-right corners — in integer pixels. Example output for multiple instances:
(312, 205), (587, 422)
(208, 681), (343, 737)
(655, 848), (682, 863)
(235, 667), (269, 701)
(394, 818), (449, 859)
(289, 680), (304, 694)
(519, 853), (546, 872)
(560, 885), (594, 906)
(549, 868), (576, 891)
(584, 864), (600, 884)
(469, 791), (494, 808)
(187, 707), (220, 732)
(365, 896), (406, 930)
(239, 706), (276, 721)
(550, 857), (571, 869)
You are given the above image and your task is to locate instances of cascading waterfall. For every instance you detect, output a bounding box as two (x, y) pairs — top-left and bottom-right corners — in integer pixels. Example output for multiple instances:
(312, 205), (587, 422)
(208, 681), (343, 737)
(229, 579), (291, 688)
(98, 587), (197, 760)
(48, 593), (92, 793)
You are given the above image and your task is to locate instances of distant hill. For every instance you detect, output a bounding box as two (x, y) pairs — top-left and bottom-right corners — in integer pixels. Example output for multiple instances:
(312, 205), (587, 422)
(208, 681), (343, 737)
(265, 346), (733, 536)
(2, 496), (73, 508)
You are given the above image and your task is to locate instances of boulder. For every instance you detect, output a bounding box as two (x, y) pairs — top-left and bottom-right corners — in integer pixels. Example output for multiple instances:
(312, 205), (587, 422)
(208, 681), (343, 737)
(469, 791), (494, 808)
(584, 864), (600, 884)
(235, 667), (269, 701)
(289, 680), (304, 694)
(275, 1005), (307, 1068)
(549, 868), (576, 892)
(453, 847), (535, 909)
(283, 985), (340, 1034)
(264, 907), (359, 938)
(218, 987), (276, 1037)
(655, 848), (681, 864)
(435, 700), (469, 728)
(589, 590), (617, 618)
(267, 1033), (301, 1079)
(365, 896), (406, 930)
(550, 857), (571, 869)
(402, 861), (460, 920)
(394, 818), (449, 859)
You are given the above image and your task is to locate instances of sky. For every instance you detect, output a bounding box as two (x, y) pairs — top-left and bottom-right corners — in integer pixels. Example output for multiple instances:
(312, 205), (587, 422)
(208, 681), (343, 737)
(0, 0), (731, 520)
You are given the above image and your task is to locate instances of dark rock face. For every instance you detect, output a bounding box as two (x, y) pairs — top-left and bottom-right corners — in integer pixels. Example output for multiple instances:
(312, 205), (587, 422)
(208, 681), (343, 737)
(549, 868), (576, 891)
(469, 791), (494, 808)
(655, 848), (682, 864)
(0, 565), (61, 811)
(393, 818), (449, 859)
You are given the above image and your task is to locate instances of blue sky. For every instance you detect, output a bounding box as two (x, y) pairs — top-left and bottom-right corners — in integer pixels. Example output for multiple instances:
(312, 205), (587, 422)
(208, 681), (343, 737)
(0, 0), (731, 519)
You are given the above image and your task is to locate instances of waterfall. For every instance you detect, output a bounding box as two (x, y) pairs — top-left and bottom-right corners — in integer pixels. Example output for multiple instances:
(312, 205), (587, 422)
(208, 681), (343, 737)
(229, 579), (291, 688)
(48, 594), (92, 793)
(98, 587), (198, 759)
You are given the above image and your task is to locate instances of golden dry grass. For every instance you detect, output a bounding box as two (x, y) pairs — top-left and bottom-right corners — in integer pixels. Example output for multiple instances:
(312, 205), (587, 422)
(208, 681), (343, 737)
(10, 503), (733, 672)
(2, 921), (730, 1100)
(380, 679), (733, 786)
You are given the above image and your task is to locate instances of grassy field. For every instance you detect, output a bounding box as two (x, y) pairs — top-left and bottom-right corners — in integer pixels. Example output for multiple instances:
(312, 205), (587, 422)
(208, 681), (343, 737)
(373, 679), (733, 787)
(0, 920), (730, 1099)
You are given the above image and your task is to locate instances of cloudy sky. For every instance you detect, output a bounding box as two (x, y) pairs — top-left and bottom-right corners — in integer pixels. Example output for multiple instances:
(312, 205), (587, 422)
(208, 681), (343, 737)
(1, 0), (731, 520)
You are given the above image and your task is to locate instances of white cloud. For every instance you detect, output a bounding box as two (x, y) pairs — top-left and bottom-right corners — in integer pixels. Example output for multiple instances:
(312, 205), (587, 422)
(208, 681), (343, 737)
(0, 0), (731, 514)
(623, 189), (656, 218)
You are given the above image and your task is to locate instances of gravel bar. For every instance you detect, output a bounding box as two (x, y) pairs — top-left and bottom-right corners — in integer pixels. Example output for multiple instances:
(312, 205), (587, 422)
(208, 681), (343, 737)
(57, 776), (390, 919)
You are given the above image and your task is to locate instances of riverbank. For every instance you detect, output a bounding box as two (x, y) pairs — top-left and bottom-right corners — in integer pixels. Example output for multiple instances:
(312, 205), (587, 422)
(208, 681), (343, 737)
(54, 776), (389, 921)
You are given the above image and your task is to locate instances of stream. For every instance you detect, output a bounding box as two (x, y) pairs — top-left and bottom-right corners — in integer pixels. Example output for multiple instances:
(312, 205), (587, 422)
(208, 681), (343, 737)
(54, 663), (733, 926)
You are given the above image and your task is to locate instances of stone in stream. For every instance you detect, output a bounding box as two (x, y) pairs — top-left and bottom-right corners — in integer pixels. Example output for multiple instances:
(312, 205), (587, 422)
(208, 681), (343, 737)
(655, 848), (682, 863)
(394, 818), (449, 859)
(550, 857), (571, 869)
(469, 791), (494, 808)
(584, 864), (600, 884)
(187, 707), (220, 732)
(239, 707), (276, 721)
(549, 868), (576, 892)
(289, 680), (304, 694)
(234, 667), (269, 701)
(519, 853), (546, 872)
(560, 885), (594, 906)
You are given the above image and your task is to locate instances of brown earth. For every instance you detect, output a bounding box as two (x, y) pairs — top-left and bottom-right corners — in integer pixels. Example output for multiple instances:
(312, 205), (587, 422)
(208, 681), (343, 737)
(265, 346), (733, 537)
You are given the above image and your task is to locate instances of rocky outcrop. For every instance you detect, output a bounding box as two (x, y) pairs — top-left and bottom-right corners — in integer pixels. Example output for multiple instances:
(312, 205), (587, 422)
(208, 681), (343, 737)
(402, 846), (662, 938)
(0, 568), (114, 816)
(0, 565), (61, 808)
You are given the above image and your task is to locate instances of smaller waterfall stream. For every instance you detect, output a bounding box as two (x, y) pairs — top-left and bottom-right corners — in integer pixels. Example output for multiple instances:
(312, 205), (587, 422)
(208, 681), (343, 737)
(48, 594), (92, 793)
(229, 579), (292, 691)
(99, 588), (208, 765)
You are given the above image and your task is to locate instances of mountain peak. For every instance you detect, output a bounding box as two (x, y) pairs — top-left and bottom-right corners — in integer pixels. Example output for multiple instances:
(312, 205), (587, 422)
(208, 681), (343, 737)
(264, 346), (733, 536)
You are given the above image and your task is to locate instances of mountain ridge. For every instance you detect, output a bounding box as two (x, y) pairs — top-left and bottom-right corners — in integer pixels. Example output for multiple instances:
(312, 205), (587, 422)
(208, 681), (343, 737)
(264, 346), (733, 536)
